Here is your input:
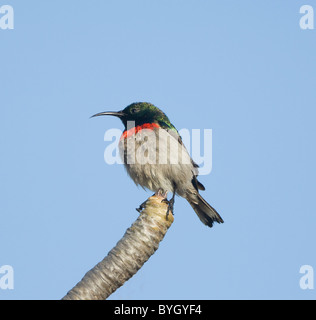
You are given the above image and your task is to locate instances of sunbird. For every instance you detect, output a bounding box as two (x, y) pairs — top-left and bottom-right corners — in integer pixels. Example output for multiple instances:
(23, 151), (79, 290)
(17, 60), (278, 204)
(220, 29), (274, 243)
(92, 102), (223, 228)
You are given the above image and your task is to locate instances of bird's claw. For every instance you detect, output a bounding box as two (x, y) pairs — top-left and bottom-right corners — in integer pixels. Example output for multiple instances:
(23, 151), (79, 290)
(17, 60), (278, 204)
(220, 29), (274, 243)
(136, 199), (148, 213)
(157, 189), (168, 198)
(161, 197), (175, 220)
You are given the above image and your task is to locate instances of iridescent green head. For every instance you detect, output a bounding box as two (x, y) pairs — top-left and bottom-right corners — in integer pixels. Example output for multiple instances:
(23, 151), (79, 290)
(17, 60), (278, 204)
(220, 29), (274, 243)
(91, 102), (174, 129)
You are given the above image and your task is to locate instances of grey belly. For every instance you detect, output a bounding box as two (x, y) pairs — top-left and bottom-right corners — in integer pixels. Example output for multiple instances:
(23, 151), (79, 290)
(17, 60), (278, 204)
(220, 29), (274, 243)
(119, 128), (196, 195)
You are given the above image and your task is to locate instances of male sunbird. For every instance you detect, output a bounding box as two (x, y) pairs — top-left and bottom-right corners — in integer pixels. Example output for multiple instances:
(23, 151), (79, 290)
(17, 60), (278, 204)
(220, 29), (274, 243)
(92, 102), (223, 228)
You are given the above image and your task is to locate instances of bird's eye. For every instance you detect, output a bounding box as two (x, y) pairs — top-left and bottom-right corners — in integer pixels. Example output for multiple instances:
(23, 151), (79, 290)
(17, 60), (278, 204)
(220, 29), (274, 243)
(131, 108), (138, 114)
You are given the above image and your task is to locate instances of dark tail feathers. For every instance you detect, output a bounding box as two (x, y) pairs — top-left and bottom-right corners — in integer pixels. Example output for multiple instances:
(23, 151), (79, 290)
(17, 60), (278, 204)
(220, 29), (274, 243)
(187, 193), (223, 228)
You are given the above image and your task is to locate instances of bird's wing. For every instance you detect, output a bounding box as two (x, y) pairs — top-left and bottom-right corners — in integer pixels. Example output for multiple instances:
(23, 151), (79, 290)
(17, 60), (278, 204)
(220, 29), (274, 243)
(157, 119), (203, 181)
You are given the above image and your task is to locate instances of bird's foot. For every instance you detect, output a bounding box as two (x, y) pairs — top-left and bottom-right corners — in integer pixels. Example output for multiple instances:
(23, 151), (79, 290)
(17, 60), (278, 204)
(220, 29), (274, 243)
(136, 190), (168, 213)
(156, 188), (168, 198)
(161, 197), (175, 220)
(136, 199), (148, 213)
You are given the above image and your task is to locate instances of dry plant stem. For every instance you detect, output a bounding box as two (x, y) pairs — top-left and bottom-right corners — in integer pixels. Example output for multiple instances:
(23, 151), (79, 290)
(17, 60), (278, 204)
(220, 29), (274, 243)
(62, 195), (174, 300)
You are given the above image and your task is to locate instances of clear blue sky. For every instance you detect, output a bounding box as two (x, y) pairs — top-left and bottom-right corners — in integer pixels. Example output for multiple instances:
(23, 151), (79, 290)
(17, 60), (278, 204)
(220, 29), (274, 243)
(1, 0), (315, 300)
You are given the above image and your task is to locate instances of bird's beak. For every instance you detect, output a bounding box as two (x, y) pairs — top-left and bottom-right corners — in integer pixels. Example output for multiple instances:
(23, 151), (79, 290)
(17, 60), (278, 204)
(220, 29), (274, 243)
(90, 111), (126, 118)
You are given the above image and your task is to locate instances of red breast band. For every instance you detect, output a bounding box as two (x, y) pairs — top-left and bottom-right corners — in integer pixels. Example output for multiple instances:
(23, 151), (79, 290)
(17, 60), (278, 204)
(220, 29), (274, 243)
(120, 123), (160, 140)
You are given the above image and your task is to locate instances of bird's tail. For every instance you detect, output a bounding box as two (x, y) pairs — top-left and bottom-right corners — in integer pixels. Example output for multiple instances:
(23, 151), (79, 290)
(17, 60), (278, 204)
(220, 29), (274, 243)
(186, 192), (224, 228)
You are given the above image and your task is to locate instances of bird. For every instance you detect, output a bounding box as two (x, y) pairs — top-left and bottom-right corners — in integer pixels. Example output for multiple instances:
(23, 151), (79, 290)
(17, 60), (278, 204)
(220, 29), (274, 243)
(91, 102), (223, 228)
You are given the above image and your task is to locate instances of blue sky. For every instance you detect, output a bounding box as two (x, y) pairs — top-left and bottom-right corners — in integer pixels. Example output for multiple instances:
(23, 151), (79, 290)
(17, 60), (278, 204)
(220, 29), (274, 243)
(1, 0), (315, 299)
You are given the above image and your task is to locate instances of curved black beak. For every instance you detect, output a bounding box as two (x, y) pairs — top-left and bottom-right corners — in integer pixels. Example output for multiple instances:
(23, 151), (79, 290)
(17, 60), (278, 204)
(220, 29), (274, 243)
(90, 111), (126, 119)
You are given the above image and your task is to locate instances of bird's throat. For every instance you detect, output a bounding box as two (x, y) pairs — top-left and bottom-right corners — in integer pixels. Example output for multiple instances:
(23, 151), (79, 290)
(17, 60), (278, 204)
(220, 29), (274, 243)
(120, 123), (160, 140)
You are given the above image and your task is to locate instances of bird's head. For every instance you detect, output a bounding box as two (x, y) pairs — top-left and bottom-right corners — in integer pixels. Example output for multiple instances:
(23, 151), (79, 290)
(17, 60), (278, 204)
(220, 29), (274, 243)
(91, 102), (170, 128)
